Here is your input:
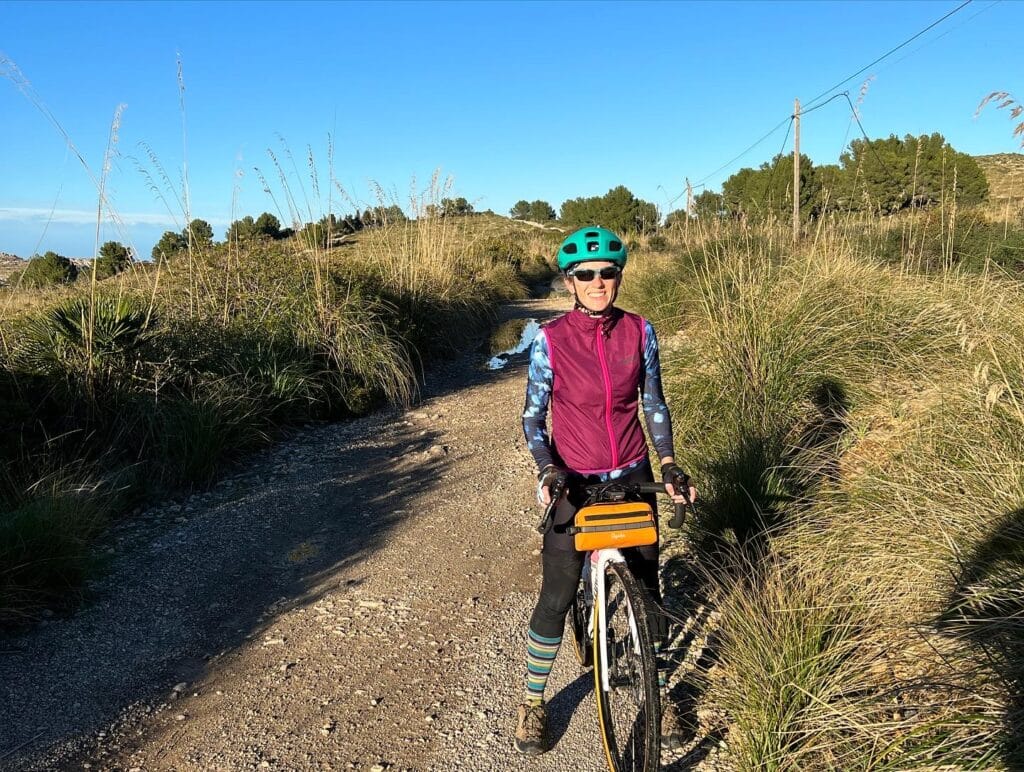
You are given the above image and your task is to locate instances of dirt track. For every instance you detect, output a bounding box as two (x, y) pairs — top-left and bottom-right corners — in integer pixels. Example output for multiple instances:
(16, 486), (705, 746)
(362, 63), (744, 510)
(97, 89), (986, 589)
(1, 294), (725, 771)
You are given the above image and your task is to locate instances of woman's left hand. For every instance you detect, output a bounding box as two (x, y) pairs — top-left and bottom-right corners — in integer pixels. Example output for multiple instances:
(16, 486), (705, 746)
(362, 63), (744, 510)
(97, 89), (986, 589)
(665, 481), (697, 505)
(661, 462), (696, 505)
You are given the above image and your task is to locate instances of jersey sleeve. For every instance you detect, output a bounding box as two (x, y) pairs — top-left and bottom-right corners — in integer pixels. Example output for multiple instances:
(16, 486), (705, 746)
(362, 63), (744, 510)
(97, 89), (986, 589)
(522, 329), (555, 471)
(640, 320), (676, 462)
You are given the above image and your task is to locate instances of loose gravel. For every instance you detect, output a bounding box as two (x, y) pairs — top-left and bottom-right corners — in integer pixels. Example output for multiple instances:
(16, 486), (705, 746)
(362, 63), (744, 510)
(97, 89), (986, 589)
(1, 296), (729, 771)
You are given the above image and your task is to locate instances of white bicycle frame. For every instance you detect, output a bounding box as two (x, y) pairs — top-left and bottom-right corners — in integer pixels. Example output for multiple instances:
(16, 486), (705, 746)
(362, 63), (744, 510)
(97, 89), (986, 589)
(586, 547), (645, 694)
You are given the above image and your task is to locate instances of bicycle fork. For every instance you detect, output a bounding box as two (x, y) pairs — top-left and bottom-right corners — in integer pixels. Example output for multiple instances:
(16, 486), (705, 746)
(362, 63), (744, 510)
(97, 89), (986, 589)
(587, 548), (643, 694)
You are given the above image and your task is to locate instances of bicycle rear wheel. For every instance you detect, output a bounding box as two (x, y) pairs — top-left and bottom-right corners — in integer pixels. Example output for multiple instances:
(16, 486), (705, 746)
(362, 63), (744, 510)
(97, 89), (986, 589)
(592, 560), (660, 772)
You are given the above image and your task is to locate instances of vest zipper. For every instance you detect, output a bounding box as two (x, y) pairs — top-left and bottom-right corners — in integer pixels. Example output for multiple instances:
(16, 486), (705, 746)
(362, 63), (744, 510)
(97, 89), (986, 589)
(595, 326), (620, 469)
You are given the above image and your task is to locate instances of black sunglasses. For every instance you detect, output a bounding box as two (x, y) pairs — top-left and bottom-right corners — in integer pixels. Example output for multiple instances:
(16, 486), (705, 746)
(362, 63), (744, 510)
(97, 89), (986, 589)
(568, 266), (621, 282)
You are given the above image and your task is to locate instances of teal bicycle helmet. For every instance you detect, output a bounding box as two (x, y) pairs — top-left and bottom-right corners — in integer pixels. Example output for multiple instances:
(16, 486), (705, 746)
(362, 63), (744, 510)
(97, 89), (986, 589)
(557, 226), (627, 271)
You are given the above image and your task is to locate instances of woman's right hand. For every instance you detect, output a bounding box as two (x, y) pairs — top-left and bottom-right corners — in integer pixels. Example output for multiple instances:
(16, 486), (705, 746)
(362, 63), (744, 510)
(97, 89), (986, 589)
(537, 464), (567, 505)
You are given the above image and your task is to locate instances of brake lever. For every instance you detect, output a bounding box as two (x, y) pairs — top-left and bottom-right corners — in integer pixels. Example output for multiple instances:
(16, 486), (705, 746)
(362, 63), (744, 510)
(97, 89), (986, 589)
(668, 476), (694, 529)
(535, 475), (567, 534)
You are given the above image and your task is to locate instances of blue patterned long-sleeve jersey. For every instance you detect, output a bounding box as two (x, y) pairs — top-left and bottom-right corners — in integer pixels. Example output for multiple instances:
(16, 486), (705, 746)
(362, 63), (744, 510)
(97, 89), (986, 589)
(521, 320), (675, 474)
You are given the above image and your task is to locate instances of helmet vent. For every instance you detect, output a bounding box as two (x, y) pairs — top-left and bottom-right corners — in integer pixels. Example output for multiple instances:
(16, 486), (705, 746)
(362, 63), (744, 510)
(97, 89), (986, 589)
(587, 241), (600, 252)
(584, 231), (600, 237)
(609, 240), (622, 251)
(562, 243), (578, 255)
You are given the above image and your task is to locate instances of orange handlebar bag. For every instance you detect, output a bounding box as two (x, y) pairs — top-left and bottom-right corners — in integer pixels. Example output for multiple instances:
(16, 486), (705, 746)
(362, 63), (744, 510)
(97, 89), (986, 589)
(569, 502), (657, 552)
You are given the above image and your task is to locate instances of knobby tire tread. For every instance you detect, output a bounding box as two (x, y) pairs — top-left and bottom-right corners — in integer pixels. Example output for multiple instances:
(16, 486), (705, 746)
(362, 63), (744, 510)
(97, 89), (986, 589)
(592, 561), (660, 772)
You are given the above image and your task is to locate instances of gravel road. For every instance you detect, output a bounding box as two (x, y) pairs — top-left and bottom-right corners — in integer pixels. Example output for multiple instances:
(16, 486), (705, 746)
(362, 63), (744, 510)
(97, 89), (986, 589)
(1, 295), (727, 771)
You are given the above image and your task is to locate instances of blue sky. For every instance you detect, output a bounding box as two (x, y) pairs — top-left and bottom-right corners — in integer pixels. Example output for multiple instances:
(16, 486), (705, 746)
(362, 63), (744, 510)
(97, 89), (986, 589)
(1, 0), (1020, 259)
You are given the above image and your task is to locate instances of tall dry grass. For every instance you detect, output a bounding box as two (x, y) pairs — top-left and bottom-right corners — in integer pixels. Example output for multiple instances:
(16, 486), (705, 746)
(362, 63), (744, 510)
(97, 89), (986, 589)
(0, 69), (541, 621)
(623, 220), (1024, 769)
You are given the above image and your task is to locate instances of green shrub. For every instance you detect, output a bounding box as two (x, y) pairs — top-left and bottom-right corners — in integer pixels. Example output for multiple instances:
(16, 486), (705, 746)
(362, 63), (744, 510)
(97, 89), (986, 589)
(519, 253), (556, 288)
(14, 251), (78, 288)
(470, 234), (527, 268)
(0, 476), (118, 623)
(870, 213), (1024, 274)
(488, 318), (528, 356)
(646, 234), (668, 252)
(151, 381), (269, 489)
(94, 241), (132, 279)
(14, 294), (155, 398)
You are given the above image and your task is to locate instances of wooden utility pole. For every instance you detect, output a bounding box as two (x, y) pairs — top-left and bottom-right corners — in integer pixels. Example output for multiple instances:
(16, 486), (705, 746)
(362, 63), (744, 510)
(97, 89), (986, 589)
(685, 178), (694, 237)
(793, 98), (801, 243)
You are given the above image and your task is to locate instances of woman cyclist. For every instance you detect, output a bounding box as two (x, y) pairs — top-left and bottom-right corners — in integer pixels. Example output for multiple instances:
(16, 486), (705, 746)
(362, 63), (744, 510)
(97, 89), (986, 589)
(515, 226), (697, 755)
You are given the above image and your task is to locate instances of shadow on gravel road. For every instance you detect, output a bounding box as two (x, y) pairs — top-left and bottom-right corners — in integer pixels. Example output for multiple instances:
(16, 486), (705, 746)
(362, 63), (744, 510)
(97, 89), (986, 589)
(663, 727), (727, 771)
(659, 552), (727, 767)
(0, 420), (453, 767)
(546, 672), (592, 748)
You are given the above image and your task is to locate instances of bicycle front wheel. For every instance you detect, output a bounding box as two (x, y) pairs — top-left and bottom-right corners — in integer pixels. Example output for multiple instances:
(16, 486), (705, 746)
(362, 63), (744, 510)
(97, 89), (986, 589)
(569, 578), (593, 670)
(592, 560), (660, 772)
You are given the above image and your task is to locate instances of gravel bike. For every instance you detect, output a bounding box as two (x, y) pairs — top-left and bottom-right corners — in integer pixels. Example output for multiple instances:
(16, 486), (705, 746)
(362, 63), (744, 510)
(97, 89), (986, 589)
(537, 476), (689, 772)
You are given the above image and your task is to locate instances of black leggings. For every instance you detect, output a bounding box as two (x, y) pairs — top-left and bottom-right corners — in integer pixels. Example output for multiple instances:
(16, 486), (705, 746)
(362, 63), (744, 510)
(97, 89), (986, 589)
(528, 460), (667, 643)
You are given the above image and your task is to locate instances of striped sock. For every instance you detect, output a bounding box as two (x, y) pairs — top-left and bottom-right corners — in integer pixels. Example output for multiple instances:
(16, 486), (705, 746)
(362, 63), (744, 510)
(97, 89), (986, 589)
(525, 628), (562, 704)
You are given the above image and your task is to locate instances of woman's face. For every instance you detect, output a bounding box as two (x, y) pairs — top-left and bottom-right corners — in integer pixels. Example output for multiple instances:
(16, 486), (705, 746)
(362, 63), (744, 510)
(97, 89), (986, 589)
(563, 260), (621, 314)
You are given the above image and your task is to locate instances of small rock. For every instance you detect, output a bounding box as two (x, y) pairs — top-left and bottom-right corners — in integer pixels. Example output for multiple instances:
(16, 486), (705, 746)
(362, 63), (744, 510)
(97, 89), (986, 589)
(174, 713), (186, 721)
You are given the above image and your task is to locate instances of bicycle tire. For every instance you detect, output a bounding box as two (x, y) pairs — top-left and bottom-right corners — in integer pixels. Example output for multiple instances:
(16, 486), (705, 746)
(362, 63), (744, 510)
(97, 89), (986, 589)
(569, 581), (593, 670)
(592, 560), (660, 772)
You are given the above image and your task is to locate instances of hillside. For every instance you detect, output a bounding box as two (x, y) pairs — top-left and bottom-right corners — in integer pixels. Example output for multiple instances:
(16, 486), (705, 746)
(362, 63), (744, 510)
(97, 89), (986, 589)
(0, 252), (24, 284)
(975, 152), (1024, 201)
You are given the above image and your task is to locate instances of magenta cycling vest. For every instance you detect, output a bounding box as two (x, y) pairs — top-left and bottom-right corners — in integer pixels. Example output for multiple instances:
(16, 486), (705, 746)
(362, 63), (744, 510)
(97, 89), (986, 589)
(544, 308), (648, 475)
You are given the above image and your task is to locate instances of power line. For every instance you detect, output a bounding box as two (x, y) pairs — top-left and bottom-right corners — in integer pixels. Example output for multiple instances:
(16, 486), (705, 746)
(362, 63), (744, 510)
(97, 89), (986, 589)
(802, 0), (974, 111)
(699, 95), (837, 198)
(841, 91), (903, 193)
(658, 181), (704, 209)
(799, 92), (849, 117)
(876, 1), (1000, 75)
(761, 118), (795, 210)
(693, 116), (792, 186)
(681, 0), (979, 197)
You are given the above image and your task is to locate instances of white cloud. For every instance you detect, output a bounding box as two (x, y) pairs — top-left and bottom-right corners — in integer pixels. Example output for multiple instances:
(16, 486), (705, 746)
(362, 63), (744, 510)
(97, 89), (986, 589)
(0, 207), (230, 227)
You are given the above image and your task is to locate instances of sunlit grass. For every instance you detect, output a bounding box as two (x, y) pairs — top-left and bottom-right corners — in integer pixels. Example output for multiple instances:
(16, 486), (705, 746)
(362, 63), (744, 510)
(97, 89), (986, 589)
(623, 220), (1024, 769)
